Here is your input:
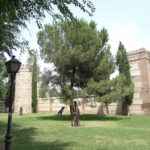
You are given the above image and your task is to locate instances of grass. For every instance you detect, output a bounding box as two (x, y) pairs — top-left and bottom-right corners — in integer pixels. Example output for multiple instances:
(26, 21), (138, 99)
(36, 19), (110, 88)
(1, 113), (150, 150)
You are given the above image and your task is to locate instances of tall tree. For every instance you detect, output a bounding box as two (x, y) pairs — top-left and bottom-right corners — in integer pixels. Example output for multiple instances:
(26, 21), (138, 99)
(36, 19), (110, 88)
(37, 19), (109, 126)
(116, 42), (134, 115)
(32, 55), (38, 113)
(0, 0), (94, 55)
(0, 54), (7, 100)
(27, 50), (38, 113)
(87, 44), (115, 114)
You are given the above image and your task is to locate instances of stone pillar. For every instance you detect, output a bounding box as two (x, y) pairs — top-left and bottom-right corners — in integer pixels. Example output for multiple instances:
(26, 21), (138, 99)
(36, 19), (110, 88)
(128, 48), (150, 114)
(14, 65), (32, 114)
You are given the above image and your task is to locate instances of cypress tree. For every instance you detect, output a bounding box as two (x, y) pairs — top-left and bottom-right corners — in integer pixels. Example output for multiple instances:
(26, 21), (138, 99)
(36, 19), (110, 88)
(116, 42), (134, 115)
(31, 54), (38, 113)
(116, 42), (131, 82)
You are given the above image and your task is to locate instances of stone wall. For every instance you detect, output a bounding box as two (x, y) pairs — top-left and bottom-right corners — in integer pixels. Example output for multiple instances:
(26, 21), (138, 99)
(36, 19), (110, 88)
(38, 97), (68, 113)
(38, 97), (104, 114)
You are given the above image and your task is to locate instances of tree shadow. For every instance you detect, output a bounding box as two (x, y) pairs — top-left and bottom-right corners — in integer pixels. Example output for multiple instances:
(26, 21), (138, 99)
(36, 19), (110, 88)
(37, 114), (130, 122)
(0, 121), (6, 142)
(0, 122), (74, 150)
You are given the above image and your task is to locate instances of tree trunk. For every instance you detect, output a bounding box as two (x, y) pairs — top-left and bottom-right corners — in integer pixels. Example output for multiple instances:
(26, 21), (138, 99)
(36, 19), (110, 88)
(97, 103), (105, 116)
(116, 101), (122, 115)
(70, 101), (80, 127)
(48, 97), (53, 112)
(70, 104), (74, 126)
(0, 143), (4, 150)
(81, 98), (86, 112)
(121, 101), (129, 116)
(74, 103), (80, 127)
(105, 102), (109, 115)
(69, 67), (80, 127)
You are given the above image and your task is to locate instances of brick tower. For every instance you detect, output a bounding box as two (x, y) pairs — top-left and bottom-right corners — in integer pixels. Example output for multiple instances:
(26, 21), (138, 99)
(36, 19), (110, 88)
(128, 48), (150, 114)
(14, 65), (32, 114)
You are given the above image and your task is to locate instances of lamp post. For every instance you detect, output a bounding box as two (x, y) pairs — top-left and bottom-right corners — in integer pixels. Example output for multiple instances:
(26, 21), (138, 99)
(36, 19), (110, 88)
(4, 56), (21, 150)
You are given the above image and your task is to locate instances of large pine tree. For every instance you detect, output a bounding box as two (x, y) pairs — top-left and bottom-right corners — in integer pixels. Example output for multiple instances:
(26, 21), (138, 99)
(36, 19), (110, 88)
(87, 43), (115, 114)
(37, 19), (111, 125)
(116, 42), (134, 115)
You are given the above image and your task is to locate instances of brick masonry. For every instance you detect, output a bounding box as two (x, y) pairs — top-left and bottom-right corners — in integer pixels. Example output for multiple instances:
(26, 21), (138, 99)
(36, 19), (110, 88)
(14, 65), (32, 114)
(128, 48), (150, 114)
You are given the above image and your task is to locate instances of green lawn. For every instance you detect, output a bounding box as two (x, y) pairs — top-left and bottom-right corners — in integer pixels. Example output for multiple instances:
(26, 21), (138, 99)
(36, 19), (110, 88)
(1, 113), (150, 150)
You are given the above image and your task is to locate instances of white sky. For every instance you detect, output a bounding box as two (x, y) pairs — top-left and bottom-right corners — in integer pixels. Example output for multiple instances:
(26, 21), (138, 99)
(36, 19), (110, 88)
(13, 0), (150, 70)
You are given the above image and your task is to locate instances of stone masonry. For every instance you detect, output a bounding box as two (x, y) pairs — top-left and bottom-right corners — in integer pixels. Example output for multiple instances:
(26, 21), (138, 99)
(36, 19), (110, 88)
(14, 65), (32, 114)
(128, 48), (150, 114)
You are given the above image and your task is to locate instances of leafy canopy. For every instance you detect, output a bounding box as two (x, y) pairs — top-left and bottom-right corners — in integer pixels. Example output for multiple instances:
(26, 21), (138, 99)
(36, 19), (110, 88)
(38, 19), (110, 103)
(86, 47), (115, 104)
(0, 0), (94, 54)
(27, 50), (38, 112)
(116, 42), (134, 105)
(0, 54), (8, 99)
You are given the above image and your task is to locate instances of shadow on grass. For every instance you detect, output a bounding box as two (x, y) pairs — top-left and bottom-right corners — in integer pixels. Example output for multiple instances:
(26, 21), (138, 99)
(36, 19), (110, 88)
(0, 122), (74, 150)
(14, 127), (73, 150)
(0, 121), (6, 132)
(37, 114), (129, 122)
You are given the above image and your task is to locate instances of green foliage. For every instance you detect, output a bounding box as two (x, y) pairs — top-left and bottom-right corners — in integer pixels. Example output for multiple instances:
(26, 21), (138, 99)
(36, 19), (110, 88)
(39, 85), (48, 98)
(0, 0), (94, 54)
(93, 47), (114, 81)
(39, 85), (60, 98)
(116, 42), (134, 105)
(39, 70), (60, 98)
(86, 36), (115, 104)
(32, 56), (38, 113)
(38, 19), (110, 103)
(116, 42), (131, 81)
(75, 88), (89, 98)
(116, 42), (134, 115)
(61, 85), (74, 104)
(0, 54), (7, 99)
(49, 88), (60, 97)
(28, 50), (38, 113)
(87, 78), (117, 104)
(114, 74), (134, 105)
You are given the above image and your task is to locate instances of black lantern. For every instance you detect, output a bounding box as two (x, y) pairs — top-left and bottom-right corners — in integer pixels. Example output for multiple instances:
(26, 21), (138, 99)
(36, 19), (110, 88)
(5, 56), (21, 74)
(4, 56), (21, 150)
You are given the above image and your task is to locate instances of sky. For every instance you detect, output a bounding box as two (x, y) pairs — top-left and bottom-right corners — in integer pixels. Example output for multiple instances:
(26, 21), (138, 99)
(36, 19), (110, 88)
(18, 0), (150, 66)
